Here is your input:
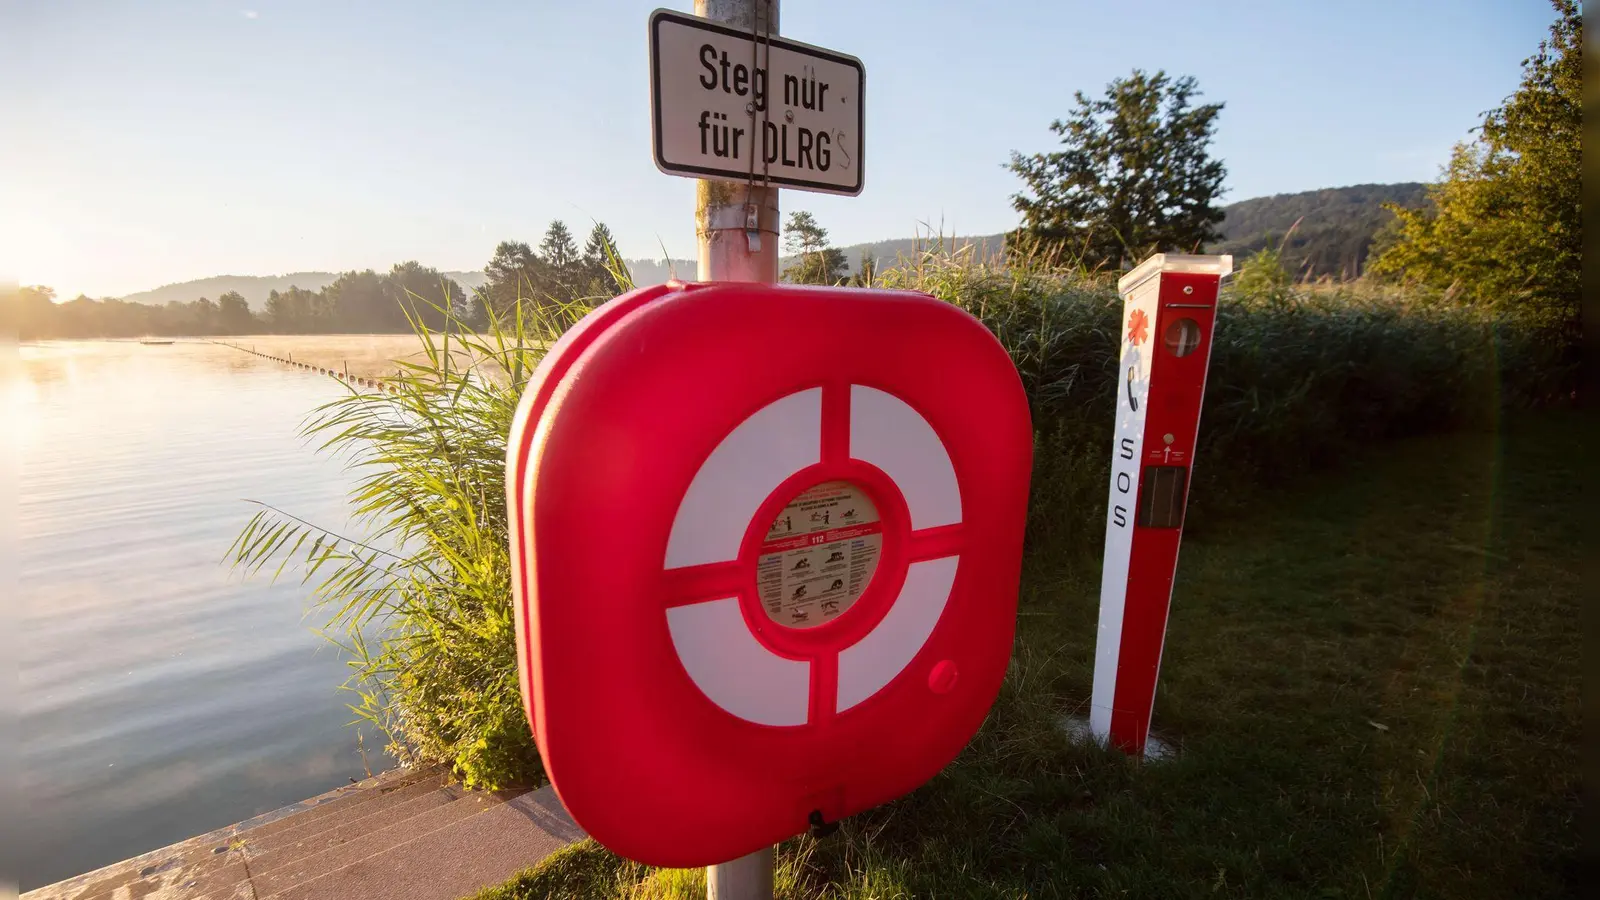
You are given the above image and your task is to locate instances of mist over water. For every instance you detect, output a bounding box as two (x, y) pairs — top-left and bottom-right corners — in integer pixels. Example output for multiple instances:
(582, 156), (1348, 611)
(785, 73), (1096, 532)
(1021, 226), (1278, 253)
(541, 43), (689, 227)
(14, 340), (391, 891)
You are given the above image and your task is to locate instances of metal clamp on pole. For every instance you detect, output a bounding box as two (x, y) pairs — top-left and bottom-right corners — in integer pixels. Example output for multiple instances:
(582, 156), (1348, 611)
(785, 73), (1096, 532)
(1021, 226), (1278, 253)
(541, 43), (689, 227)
(695, 0), (779, 284)
(746, 202), (762, 253)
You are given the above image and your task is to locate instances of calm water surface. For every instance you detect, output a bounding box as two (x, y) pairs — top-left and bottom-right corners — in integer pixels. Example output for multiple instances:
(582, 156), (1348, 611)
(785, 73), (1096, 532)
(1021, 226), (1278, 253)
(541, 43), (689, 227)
(14, 340), (390, 891)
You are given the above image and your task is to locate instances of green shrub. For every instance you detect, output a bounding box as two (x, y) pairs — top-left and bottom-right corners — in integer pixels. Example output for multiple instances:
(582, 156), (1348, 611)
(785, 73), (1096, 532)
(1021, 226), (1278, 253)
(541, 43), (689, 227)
(1230, 245), (1295, 307)
(232, 246), (1567, 790)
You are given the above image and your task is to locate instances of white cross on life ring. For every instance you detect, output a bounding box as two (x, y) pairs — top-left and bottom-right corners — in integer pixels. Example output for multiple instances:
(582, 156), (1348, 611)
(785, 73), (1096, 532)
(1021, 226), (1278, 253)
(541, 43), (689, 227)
(661, 385), (962, 727)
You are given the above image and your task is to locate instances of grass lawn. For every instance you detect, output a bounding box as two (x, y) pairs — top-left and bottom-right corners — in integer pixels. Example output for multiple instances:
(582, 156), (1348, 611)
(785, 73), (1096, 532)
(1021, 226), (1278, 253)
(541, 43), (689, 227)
(477, 411), (1584, 899)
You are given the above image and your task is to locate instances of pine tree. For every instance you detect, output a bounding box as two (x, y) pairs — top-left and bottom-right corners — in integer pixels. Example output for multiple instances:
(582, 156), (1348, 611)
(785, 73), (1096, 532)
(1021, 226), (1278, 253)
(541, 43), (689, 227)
(581, 222), (624, 295)
(540, 221), (582, 301)
(783, 211), (848, 285)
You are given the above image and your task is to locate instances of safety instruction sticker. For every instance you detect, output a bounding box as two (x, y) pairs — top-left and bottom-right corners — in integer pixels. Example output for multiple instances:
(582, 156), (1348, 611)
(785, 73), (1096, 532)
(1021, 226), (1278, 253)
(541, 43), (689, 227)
(757, 480), (882, 629)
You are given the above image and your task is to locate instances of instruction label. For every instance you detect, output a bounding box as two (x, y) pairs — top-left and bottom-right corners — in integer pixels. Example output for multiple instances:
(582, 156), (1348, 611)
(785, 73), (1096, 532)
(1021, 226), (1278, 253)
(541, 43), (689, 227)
(757, 480), (881, 629)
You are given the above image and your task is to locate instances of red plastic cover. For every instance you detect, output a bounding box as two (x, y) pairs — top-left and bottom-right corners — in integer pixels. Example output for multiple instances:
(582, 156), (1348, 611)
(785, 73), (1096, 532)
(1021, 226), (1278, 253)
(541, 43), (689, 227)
(507, 282), (1032, 866)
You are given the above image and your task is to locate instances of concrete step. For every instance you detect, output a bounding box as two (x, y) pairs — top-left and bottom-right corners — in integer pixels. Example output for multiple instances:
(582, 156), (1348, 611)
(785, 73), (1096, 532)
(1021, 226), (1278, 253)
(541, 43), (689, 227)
(24, 766), (442, 900)
(244, 788), (526, 896)
(145, 770), (461, 899)
(167, 786), (471, 899)
(240, 770), (453, 851)
(265, 785), (584, 900)
(239, 777), (460, 863)
(23, 770), (583, 900)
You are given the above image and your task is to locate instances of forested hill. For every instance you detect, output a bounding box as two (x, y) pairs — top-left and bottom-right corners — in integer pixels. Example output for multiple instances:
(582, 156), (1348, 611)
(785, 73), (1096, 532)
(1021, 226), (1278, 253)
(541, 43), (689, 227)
(818, 184), (1429, 280)
(1210, 182), (1428, 279)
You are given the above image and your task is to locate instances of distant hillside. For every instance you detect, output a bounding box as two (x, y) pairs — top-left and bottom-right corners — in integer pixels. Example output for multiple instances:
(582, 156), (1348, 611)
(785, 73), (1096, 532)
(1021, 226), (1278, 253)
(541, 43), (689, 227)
(623, 258), (697, 284)
(816, 234), (1007, 276)
(115, 262), (699, 309)
(821, 184), (1427, 280)
(1212, 183), (1428, 280)
(119, 271), (488, 309)
(113, 184), (1426, 304)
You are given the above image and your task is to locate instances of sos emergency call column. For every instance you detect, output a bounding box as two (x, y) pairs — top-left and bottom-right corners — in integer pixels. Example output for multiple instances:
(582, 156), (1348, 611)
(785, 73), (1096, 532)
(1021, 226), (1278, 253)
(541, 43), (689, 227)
(1090, 253), (1232, 756)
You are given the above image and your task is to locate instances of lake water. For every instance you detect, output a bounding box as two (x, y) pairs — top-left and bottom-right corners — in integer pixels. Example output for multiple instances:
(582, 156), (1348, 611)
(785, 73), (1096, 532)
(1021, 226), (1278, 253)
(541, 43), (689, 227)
(11, 339), (394, 891)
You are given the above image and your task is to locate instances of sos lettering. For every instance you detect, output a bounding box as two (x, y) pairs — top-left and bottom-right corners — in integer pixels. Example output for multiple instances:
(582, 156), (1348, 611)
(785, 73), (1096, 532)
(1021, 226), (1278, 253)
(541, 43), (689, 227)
(696, 43), (835, 173)
(1111, 437), (1135, 528)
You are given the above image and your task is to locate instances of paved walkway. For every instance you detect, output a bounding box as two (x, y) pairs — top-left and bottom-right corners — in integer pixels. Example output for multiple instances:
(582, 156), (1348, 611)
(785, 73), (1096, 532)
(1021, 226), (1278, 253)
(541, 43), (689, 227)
(24, 767), (585, 900)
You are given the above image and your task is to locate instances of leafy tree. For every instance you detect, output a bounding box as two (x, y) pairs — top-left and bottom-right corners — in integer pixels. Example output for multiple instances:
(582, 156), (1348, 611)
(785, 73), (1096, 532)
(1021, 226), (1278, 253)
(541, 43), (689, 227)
(1368, 0), (1578, 332)
(14, 286), (57, 339)
(265, 289), (290, 329)
(193, 297), (218, 333)
(784, 210), (848, 284)
(1007, 69), (1226, 270)
(265, 285), (327, 333)
(482, 240), (544, 320)
(217, 291), (255, 334)
(163, 300), (194, 335)
(385, 261), (465, 332)
(324, 270), (392, 331)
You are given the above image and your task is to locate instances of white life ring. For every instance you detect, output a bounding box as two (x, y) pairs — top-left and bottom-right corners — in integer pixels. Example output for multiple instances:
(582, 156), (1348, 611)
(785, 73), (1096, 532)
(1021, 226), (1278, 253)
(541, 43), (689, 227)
(662, 385), (962, 726)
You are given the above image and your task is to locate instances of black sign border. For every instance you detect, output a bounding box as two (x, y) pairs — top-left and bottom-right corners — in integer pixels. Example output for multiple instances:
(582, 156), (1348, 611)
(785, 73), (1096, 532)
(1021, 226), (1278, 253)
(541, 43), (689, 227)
(649, 8), (866, 196)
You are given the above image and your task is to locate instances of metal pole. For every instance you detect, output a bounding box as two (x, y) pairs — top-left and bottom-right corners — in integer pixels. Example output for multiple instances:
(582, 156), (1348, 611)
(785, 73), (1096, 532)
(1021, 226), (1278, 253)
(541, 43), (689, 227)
(695, 0), (780, 284)
(694, 6), (779, 898)
(707, 845), (774, 900)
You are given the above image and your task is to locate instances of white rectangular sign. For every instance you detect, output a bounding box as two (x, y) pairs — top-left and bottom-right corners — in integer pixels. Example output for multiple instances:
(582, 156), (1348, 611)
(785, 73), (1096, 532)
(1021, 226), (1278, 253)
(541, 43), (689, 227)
(649, 8), (864, 195)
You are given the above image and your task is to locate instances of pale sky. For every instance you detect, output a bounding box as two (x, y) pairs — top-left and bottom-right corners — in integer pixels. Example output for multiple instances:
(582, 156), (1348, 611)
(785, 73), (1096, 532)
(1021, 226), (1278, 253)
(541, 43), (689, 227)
(4, 0), (1552, 299)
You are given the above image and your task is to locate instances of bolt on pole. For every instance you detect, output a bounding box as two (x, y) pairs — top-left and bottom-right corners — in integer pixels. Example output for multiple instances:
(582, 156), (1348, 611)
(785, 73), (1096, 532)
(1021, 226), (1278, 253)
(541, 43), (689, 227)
(696, 0), (780, 284)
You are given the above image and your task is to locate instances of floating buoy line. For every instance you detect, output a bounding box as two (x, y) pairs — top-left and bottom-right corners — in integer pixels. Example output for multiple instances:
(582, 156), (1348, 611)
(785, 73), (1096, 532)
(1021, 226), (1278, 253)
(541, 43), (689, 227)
(207, 340), (397, 392)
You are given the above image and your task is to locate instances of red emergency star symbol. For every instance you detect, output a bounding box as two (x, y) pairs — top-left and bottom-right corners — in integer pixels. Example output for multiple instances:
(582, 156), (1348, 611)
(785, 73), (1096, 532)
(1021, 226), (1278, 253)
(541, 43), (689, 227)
(1128, 309), (1149, 347)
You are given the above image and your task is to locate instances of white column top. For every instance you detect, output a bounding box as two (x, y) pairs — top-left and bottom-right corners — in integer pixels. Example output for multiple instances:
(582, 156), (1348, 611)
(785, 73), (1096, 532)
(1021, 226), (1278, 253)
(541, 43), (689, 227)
(1117, 253), (1234, 294)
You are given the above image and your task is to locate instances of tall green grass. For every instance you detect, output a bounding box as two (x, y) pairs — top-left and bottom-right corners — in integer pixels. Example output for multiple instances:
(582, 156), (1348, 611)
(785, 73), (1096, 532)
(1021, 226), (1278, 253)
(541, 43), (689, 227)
(229, 296), (596, 787)
(231, 247), (1567, 790)
(879, 243), (1569, 550)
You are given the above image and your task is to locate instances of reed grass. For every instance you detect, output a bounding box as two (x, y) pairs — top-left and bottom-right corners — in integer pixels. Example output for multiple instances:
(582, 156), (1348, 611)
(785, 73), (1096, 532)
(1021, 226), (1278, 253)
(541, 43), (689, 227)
(228, 273), (616, 786)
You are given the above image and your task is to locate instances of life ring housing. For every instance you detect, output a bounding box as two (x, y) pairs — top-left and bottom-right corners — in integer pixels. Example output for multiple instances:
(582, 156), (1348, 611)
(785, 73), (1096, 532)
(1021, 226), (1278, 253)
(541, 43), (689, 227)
(508, 282), (1032, 867)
